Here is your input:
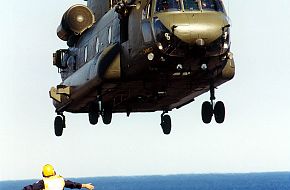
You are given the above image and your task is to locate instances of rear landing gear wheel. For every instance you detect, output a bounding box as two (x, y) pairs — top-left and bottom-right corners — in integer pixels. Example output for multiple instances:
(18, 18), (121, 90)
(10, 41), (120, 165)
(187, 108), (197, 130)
(102, 104), (113, 125)
(88, 103), (99, 125)
(214, 101), (225, 124)
(161, 114), (171, 135)
(89, 112), (99, 125)
(54, 115), (65, 136)
(202, 101), (213, 124)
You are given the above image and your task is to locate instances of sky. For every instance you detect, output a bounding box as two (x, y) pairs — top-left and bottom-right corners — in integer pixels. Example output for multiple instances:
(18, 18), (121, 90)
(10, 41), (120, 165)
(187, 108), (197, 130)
(1, 0), (290, 181)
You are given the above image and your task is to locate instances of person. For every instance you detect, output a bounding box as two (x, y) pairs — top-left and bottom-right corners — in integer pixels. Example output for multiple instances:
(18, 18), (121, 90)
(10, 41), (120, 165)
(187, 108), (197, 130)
(66, 47), (78, 71)
(23, 164), (94, 190)
(161, 0), (169, 10)
(60, 47), (78, 81)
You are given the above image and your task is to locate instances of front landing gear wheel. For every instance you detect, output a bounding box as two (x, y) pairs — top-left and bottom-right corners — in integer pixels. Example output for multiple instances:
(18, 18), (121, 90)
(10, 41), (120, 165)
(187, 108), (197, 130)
(202, 101), (213, 124)
(214, 101), (225, 124)
(54, 115), (65, 136)
(161, 114), (171, 135)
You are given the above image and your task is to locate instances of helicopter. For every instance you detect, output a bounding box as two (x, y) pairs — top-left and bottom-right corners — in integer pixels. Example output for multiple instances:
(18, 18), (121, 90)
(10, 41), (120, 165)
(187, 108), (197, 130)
(49, 0), (235, 136)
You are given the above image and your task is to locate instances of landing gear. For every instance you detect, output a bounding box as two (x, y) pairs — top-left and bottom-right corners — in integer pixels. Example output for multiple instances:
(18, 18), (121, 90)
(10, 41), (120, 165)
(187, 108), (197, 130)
(88, 98), (113, 125)
(88, 103), (99, 125)
(160, 112), (171, 135)
(201, 83), (225, 124)
(202, 101), (213, 124)
(214, 101), (225, 123)
(89, 111), (99, 125)
(54, 114), (65, 136)
(102, 104), (113, 125)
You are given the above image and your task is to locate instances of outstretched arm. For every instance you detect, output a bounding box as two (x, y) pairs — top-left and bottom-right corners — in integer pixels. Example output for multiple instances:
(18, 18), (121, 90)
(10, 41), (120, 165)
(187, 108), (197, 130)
(65, 180), (94, 189)
(23, 180), (44, 190)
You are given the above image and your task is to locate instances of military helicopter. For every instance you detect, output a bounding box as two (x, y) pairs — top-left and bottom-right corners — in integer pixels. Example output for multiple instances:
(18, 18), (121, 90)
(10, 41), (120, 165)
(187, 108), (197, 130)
(49, 0), (235, 136)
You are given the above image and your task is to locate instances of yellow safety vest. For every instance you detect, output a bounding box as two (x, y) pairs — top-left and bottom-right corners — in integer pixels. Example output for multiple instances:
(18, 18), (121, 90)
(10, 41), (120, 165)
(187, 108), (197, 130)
(43, 175), (65, 190)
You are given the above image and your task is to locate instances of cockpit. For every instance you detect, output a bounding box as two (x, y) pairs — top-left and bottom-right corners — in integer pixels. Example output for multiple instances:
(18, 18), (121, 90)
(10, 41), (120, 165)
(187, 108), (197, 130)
(156, 0), (181, 12)
(156, 0), (225, 12)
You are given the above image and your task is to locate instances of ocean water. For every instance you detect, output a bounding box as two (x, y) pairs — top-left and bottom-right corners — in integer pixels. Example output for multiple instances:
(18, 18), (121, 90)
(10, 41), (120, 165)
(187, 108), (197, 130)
(1, 172), (290, 190)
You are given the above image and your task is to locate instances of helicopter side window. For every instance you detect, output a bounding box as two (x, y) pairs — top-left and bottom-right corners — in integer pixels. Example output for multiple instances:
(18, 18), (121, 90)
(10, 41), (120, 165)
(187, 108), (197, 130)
(96, 37), (100, 53)
(108, 26), (112, 44)
(84, 45), (88, 63)
(156, 0), (181, 12)
(183, 0), (199, 11)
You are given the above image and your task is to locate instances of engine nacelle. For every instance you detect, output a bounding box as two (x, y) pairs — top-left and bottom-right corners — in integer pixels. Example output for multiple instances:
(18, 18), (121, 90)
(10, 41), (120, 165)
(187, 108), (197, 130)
(57, 4), (95, 41)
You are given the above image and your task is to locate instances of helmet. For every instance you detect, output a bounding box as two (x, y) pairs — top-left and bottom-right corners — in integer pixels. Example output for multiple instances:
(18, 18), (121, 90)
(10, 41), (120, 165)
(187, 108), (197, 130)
(42, 164), (56, 177)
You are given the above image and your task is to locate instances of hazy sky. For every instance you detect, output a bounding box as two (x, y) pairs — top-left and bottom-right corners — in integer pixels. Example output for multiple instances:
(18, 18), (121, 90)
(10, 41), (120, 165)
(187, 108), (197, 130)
(1, 0), (290, 181)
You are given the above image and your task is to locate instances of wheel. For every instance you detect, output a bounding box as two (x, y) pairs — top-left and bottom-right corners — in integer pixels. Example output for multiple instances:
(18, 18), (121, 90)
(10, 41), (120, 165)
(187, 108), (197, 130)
(89, 112), (99, 125)
(54, 116), (64, 136)
(88, 103), (99, 125)
(201, 101), (213, 124)
(102, 104), (113, 125)
(214, 101), (225, 124)
(161, 114), (171, 135)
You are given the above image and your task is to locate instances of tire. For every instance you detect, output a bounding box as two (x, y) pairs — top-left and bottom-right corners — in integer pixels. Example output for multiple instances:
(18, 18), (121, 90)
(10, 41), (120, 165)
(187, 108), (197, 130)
(201, 101), (213, 124)
(102, 105), (113, 125)
(161, 114), (171, 135)
(214, 101), (225, 124)
(54, 116), (64, 137)
(89, 112), (99, 125)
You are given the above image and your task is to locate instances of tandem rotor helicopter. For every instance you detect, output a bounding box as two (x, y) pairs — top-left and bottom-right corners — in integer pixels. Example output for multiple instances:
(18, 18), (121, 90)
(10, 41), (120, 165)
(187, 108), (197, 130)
(49, 0), (235, 136)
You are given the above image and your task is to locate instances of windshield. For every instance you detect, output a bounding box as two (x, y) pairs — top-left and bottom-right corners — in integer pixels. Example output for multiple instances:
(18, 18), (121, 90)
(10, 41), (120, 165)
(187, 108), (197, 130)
(155, 0), (225, 12)
(201, 0), (225, 12)
(156, 0), (181, 12)
(183, 0), (199, 11)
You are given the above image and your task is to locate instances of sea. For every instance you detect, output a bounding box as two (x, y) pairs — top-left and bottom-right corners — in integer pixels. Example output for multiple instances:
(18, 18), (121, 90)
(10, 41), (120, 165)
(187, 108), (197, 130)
(1, 172), (290, 190)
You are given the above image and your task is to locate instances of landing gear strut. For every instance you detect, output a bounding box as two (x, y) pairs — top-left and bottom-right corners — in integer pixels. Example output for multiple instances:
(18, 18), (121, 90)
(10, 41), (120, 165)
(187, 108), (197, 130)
(201, 82), (225, 124)
(54, 113), (66, 136)
(160, 111), (171, 135)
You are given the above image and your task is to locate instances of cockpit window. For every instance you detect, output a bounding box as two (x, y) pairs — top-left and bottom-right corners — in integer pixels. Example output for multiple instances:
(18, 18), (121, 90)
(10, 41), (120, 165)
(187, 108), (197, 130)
(183, 0), (199, 11)
(156, 0), (181, 12)
(202, 0), (225, 12)
(215, 0), (226, 12)
(155, 0), (225, 13)
(201, 0), (216, 11)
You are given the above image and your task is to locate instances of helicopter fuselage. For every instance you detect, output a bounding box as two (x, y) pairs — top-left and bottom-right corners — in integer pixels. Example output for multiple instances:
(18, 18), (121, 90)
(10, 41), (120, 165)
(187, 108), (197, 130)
(50, 0), (235, 135)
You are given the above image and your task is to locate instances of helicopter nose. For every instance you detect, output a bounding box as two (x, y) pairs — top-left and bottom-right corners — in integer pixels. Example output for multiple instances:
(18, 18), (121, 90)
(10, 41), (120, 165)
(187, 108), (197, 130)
(158, 12), (229, 45)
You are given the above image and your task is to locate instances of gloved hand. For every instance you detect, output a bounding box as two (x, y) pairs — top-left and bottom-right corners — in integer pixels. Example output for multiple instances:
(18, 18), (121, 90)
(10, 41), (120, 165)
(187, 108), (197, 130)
(82, 183), (94, 190)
